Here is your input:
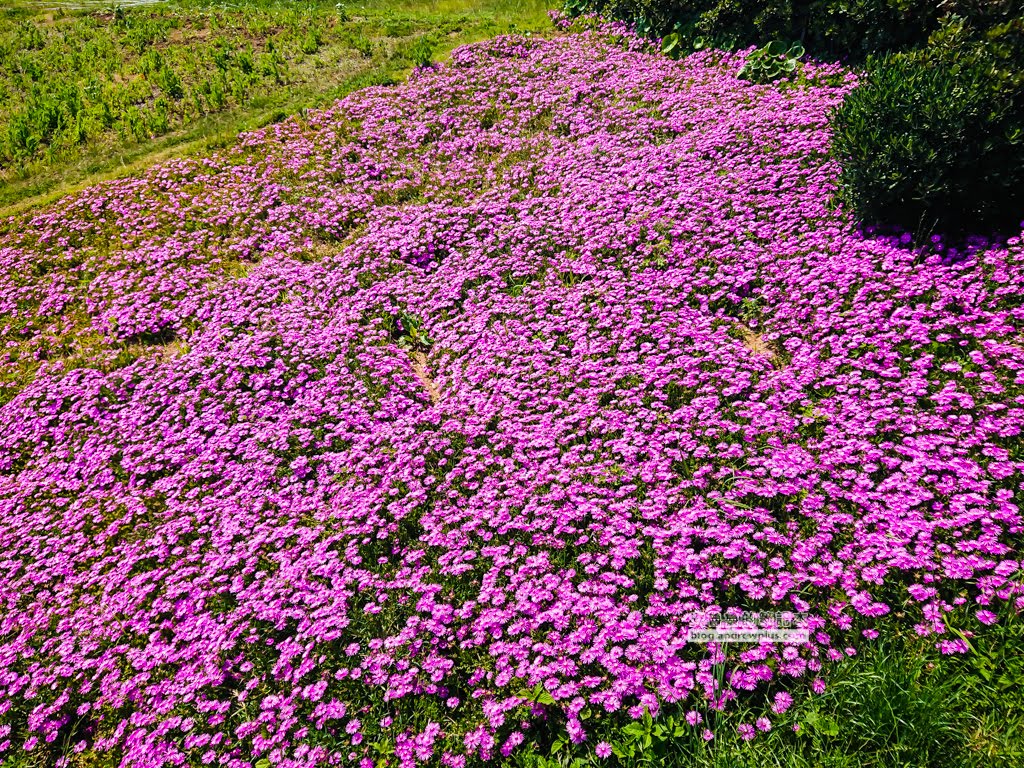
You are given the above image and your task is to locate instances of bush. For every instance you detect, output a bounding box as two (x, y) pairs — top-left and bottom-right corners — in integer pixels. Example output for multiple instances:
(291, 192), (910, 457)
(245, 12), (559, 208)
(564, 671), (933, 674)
(564, 0), (799, 48)
(564, 0), (1018, 57)
(804, 0), (1015, 59)
(830, 33), (1024, 237)
(406, 35), (436, 69)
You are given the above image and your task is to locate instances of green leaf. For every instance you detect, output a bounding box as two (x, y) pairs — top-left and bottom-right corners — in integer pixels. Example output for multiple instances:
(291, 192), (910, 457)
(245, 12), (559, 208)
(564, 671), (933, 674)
(517, 684), (555, 706)
(535, 688), (556, 706)
(817, 716), (839, 737)
(255, 761), (271, 768)
(622, 722), (645, 738)
(767, 40), (787, 57)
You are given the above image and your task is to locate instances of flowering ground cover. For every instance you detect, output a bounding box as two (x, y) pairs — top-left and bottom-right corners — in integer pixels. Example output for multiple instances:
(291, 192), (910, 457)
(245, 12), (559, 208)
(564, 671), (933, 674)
(1, 20), (1024, 768)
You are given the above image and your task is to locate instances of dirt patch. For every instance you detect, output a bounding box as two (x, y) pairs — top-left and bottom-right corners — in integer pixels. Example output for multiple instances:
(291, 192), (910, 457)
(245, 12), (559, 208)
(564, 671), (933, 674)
(740, 327), (776, 362)
(410, 350), (440, 404)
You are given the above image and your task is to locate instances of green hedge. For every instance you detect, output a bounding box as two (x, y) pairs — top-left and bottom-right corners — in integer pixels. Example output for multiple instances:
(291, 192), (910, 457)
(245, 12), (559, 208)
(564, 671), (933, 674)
(563, 0), (1018, 57)
(830, 15), (1024, 237)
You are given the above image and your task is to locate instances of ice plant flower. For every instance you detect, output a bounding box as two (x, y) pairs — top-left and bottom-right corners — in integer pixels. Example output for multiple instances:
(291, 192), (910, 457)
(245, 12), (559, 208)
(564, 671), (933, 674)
(771, 692), (793, 715)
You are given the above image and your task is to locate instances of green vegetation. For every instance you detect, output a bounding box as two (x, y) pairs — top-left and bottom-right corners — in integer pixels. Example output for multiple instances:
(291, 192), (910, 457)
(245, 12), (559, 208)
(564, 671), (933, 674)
(736, 39), (804, 83)
(510, 608), (1024, 768)
(831, 15), (1024, 238)
(560, 0), (1017, 56)
(0, 0), (553, 213)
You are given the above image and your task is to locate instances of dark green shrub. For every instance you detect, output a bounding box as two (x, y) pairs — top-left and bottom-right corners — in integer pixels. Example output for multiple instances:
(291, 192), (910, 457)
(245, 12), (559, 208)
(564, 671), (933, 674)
(564, 0), (1018, 57)
(802, 0), (1013, 59)
(565, 0), (796, 49)
(830, 39), (1024, 237)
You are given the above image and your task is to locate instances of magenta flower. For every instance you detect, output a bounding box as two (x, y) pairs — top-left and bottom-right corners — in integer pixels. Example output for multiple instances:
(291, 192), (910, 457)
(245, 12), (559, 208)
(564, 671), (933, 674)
(976, 610), (998, 625)
(771, 692), (793, 715)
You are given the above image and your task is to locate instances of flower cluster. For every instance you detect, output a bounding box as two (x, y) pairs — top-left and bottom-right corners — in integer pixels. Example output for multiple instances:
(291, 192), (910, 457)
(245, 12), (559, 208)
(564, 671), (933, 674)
(0, 26), (1022, 766)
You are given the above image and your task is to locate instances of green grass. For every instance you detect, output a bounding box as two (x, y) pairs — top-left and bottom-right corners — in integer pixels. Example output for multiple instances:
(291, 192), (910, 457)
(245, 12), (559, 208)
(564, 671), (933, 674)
(509, 607), (1024, 768)
(0, 0), (553, 215)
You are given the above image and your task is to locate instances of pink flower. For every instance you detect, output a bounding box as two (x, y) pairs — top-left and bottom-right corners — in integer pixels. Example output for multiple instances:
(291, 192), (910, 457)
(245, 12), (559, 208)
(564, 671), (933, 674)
(0, 22), (1019, 768)
(595, 742), (612, 758)
(566, 719), (586, 744)
(771, 692), (793, 714)
(937, 639), (969, 655)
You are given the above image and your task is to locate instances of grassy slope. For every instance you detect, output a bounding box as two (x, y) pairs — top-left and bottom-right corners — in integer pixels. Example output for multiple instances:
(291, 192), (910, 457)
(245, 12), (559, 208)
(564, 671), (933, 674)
(0, 0), (553, 216)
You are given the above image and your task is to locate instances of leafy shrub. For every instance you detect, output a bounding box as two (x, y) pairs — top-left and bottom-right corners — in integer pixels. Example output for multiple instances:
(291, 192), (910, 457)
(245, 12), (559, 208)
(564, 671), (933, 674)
(406, 35), (436, 68)
(738, 39), (805, 82)
(301, 29), (322, 55)
(803, 0), (1015, 58)
(830, 37), (1024, 237)
(156, 67), (184, 100)
(564, 0), (1019, 57)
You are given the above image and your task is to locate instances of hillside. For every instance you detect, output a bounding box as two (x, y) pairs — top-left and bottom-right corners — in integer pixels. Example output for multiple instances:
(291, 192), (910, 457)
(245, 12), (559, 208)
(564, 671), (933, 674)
(1, 22), (1023, 768)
